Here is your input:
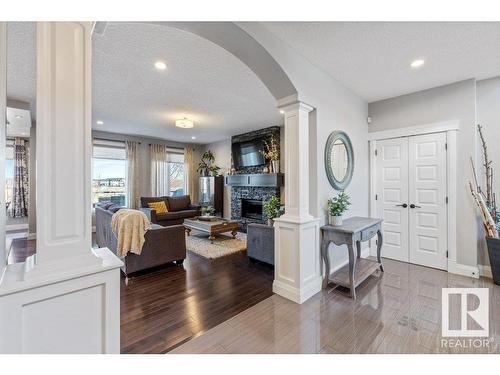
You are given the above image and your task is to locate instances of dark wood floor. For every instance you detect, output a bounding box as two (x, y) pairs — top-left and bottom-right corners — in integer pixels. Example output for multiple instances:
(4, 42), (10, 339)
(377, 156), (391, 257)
(8, 236), (275, 354)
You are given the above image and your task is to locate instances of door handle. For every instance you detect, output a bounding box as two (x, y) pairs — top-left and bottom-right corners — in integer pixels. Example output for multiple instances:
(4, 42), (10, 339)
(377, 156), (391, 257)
(396, 203), (408, 208)
(410, 204), (421, 209)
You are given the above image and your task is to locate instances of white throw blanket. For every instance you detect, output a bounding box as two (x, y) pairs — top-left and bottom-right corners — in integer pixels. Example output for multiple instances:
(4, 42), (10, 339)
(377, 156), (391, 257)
(111, 209), (151, 257)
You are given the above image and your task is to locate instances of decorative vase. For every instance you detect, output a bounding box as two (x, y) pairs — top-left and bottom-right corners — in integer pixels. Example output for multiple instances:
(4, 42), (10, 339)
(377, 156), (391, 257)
(268, 218), (274, 226)
(486, 236), (500, 285)
(329, 214), (343, 226)
(271, 160), (279, 173)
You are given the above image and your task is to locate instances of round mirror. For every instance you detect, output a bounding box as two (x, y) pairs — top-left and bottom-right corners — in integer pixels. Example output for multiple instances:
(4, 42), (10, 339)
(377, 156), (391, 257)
(325, 131), (354, 190)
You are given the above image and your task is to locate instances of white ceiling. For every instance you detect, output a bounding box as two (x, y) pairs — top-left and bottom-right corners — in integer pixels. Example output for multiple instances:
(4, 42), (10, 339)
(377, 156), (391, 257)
(92, 22), (282, 144)
(261, 22), (500, 102)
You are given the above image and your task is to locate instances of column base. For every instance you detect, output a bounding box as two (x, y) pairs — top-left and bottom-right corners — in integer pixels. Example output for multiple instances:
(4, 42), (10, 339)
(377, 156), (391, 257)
(273, 216), (321, 304)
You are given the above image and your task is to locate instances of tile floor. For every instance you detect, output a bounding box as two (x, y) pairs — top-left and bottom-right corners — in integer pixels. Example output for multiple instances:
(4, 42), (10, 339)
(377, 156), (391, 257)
(171, 259), (500, 354)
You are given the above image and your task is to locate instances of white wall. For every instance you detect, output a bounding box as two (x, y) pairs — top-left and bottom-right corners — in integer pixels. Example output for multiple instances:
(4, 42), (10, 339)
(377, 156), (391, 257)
(239, 23), (370, 269)
(368, 79), (478, 268)
(476, 76), (500, 267)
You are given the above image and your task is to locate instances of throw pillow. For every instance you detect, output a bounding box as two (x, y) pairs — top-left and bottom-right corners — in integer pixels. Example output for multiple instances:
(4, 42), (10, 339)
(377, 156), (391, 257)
(148, 201), (168, 214)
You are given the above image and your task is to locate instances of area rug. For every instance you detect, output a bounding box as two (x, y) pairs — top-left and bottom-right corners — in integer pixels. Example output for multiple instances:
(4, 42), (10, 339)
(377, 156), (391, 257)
(186, 231), (247, 259)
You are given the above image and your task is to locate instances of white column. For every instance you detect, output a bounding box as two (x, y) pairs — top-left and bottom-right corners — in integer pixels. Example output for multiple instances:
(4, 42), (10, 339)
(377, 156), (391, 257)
(24, 22), (101, 278)
(0, 22), (122, 354)
(273, 101), (321, 304)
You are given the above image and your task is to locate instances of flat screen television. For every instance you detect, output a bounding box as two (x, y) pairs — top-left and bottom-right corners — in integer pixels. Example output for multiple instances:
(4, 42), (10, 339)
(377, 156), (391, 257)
(232, 138), (266, 168)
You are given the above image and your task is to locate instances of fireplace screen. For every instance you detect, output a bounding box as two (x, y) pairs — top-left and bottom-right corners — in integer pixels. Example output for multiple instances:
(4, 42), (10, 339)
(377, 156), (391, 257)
(241, 199), (263, 220)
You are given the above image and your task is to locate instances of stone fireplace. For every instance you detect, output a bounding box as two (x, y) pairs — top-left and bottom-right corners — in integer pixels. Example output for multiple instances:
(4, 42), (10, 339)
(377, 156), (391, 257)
(231, 186), (279, 231)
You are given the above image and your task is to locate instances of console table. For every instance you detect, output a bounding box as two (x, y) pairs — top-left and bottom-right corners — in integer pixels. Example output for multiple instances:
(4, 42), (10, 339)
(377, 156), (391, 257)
(321, 217), (383, 299)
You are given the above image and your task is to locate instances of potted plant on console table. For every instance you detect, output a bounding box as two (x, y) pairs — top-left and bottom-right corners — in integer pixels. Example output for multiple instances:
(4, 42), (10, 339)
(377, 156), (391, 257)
(327, 191), (351, 226)
(263, 196), (284, 226)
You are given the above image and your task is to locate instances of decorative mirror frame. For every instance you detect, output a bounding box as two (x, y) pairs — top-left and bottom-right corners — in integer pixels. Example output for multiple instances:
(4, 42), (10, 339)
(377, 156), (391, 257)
(324, 130), (354, 190)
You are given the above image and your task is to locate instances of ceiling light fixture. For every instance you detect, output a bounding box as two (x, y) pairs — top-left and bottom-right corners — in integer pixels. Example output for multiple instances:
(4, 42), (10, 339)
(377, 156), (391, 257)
(154, 61), (167, 70)
(191, 136), (196, 140)
(279, 110), (285, 114)
(96, 120), (104, 125)
(410, 59), (425, 68)
(15, 114), (23, 119)
(175, 118), (194, 129)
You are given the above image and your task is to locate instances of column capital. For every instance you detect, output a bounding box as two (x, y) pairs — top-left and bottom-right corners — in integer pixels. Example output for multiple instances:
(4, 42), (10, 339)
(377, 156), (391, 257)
(278, 100), (314, 114)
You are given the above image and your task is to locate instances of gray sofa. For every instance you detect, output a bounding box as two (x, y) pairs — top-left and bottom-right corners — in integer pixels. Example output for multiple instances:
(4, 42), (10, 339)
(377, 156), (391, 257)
(246, 223), (274, 266)
(139, 195), (201, 226)
(95, 202), (186, 275)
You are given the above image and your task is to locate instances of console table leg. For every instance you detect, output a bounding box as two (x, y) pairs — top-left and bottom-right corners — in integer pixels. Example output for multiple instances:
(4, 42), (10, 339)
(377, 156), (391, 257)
(377, 230), (384, 272)
(356, 240), (361, 259)
(321, 238), (331, 289)
(347, 243), (356, 300)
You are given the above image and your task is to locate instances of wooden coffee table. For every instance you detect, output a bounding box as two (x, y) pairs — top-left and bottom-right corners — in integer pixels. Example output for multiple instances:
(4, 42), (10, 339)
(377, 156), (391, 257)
(183, 217), (240, 243)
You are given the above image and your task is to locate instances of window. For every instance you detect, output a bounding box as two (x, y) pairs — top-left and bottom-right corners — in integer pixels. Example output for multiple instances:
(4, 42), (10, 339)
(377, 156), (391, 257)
(92, 139), (127, 206)
(166, 150), (185, 196)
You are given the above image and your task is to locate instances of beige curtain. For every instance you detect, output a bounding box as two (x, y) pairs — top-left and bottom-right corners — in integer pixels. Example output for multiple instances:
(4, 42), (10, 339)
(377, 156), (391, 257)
(150, 144), (169, 196)
(184, 147), (196, 203)
(126, 141), (139, 209)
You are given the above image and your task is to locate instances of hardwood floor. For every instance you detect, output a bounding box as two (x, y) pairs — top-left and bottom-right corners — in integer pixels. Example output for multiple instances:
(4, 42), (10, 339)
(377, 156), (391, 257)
(172, 258), (500, 354)
(8, 236), (274, 354)
(120, 250), (274, 353)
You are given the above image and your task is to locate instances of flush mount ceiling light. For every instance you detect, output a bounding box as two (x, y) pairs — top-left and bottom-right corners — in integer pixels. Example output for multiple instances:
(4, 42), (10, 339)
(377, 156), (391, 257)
(191, 136), (196, 140)
(96, 120), (104, 125)
(15, 114), (23, 119)
(410, 59), (425, 68)
(175, 118), (194, 129)
(279, 110), (285, 114)
(154, 61), (167, 70)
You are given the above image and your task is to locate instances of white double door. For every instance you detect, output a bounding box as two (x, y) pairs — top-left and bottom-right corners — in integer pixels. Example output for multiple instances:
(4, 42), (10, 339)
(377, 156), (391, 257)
(375, 132), (448, 270)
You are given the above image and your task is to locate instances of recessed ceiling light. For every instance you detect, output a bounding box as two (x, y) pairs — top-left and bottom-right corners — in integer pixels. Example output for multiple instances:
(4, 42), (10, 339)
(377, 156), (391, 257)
(154, 61), (167, 70)
(191, 136), (196, 140)
(96, 120), (104, 125)
(15, 115), (23, 119)
(279, 110), (285, 114)
(410, 59), (425, 68)
(175, 118), (194, 129)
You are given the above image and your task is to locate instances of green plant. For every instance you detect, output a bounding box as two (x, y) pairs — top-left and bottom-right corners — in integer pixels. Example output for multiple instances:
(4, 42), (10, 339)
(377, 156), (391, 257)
(197, 150), (220, 176)
(263, 196), (282, 220)
(201, 205), (215, 216)
(327, 192), (351, 216)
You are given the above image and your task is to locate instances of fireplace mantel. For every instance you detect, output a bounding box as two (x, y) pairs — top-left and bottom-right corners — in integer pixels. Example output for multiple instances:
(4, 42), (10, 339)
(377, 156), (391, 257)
(225, 173), (284, 188)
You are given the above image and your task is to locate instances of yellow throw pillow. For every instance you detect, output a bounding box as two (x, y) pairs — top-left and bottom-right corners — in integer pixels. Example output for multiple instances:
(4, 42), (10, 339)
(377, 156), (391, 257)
(148, 201), (168, 214)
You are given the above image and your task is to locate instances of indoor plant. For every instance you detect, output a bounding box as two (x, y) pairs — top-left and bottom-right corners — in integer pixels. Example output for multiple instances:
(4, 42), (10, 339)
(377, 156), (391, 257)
(327, 191), (351, 226)
(263, 196), (283, 226)
(260, 135), (280, 173)
(197, 150), (220, 176)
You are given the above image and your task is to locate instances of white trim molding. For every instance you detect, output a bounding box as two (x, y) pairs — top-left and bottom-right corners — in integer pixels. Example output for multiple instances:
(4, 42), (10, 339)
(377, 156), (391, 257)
(368, 120), (460, 141)
(369, 120), (462, 276)
(479, 264), (492, 279)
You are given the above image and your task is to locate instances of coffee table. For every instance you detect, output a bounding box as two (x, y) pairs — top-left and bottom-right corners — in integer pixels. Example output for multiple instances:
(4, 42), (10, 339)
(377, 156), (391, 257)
(183, 217), (240, 243)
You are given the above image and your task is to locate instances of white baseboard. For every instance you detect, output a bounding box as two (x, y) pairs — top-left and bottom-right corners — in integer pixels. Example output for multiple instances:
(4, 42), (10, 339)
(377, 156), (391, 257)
(448, 260), (480, 279)
(273, 277), (322, 304)
(6, 224), (29, 231)
(479, 264), (492, 279)
(27, 233), (36, 240)
(92, 226), (96, 233)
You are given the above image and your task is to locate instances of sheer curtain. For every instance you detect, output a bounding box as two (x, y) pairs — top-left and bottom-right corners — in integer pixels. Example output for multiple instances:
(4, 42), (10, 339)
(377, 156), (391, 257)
(10, 138), (29, 218)
(184, 147), (196, 203)
(150, 144), (169, 196)
(125, 140), (139, 209)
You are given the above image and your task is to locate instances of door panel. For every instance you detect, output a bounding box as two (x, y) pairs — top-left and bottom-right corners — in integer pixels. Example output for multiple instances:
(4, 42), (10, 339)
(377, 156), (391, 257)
(408, 133), (447, 270)
(376, 138), (409, 262)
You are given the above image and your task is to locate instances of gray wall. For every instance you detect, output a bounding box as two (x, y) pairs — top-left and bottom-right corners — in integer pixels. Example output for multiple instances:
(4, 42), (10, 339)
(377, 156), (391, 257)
(476, 76), (500, 267)
(368, 79), (478, 267)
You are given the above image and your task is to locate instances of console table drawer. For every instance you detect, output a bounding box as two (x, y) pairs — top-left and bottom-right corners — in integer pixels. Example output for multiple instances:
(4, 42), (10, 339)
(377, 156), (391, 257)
(361, 225), (378, 241)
